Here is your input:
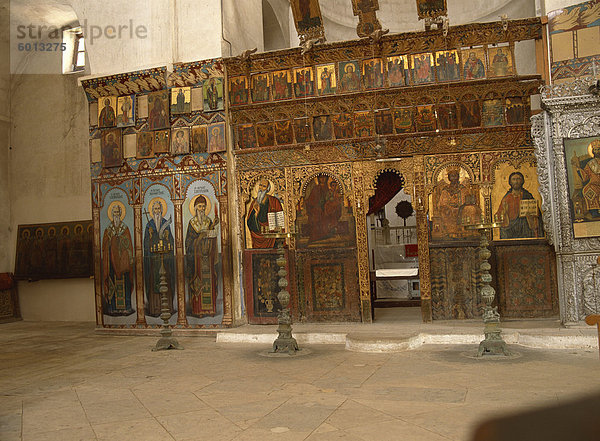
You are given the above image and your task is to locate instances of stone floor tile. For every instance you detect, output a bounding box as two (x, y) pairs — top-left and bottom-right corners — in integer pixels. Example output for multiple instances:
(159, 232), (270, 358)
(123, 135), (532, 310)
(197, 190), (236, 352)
(346, 419), (453, 441)
(324, 399), (396, 430)
(93, 417), (175, 441)
(133, 389), (209, 416)
(250, 400), (341, 433)
(208, 396), (289, 429)
(0, 430), (21, 441)
(75, 384), (137, 405)
(0, 408), (22, 435)
(2, 322), (600, 441)
(352, 397), (465, 419)
(399, 404), (505, 441)
(22, 402), (89, 436)
(306, 427), (366, 440)
(231, 427), (309, 441)
(82, 397), (152, 425)
(22, 425), (97, 441)
(157, 409), (242, 441)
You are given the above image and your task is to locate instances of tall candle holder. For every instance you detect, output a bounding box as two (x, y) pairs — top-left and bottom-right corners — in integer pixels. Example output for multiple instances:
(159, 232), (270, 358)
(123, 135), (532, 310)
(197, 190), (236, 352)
(261, 227), (299, 354)
(464, 216), (511, 357)
(151, 238), (183, 351)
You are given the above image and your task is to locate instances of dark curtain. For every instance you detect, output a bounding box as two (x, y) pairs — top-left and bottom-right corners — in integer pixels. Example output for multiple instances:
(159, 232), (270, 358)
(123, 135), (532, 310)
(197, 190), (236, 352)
(367, 171), (404, 215)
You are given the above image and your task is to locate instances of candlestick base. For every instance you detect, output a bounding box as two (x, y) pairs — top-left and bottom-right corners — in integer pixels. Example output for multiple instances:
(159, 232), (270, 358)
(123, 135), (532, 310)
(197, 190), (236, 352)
(477, 322), (511, 357)
(152, 253), (183, 352)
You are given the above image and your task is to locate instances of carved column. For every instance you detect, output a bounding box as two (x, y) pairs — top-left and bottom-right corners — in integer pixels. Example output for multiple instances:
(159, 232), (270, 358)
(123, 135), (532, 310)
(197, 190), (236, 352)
(133, 204), (146, 326)
(219, 194), (233, 326)
(414, 155), (432, 322)
(172, 200), (187, 326)
(352, 163), (372, 323)
(92, 207), (103, 326)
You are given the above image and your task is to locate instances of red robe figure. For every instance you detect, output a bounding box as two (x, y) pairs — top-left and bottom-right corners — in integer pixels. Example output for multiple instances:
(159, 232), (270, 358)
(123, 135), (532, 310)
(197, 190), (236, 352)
(495, 172), (542, 239)
(247, 179), (284, 248)
(305, 175), (343, 243)
(102, 204), (134, 316)
(185, 196), (219, 317)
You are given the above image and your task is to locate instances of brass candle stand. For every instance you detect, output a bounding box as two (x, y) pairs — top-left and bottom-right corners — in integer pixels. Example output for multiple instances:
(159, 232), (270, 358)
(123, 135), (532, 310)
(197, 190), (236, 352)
(464, 218), (511, 357)
(151, 239), (183, 352)
(261, 227), (299, 354)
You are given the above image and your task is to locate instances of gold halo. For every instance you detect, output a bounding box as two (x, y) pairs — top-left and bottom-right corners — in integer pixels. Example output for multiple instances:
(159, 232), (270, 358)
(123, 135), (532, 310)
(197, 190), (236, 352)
(189, 194), (212, 216)
(148, 197), (167, 217)
(107, 201), (126, 222)
(588, 139), (600, 157)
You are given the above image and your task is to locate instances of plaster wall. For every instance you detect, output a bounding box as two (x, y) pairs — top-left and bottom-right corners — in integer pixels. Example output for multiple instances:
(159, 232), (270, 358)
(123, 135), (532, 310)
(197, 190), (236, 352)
(69, 0), (172, 76)
(176, 0), (222, 62)
(222, 0), (264, 57)
(319, 0), (539, 42)
(263, 0), (290, 51)
(1, 0), (10, 273)
(10, 71), (93, 321)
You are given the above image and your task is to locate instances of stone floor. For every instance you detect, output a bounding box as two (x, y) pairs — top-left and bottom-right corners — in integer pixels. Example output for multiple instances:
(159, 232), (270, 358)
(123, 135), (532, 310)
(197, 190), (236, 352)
(1, 318), (599, 441)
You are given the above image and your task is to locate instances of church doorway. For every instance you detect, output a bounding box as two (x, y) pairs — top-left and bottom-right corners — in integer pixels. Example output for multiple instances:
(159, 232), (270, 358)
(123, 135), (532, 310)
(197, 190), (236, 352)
(367, 170), (421, 321)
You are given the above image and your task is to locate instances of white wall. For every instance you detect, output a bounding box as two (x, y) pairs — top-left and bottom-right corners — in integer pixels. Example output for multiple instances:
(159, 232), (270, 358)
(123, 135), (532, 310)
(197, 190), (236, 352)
(69, 0), (171, 76)
(9, 12), (94, 320)
(10, 71), (94, 321)
(18, 279), (95, 321)
(222, 0), (263, 57)
(177, 0), (222, 62)
(263, 0), (290, 51)
(318, 0), (540, 42)
(70, 0), (223, 77)
(0, 0), (10, 273)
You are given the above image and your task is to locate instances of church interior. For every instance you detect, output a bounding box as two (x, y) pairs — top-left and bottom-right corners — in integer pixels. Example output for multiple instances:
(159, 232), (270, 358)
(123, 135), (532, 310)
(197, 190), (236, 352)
(1, 0), (600, 439)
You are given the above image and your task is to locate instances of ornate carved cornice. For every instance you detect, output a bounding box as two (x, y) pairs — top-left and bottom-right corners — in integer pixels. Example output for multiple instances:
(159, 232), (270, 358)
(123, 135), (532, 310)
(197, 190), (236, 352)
(229, 76), (542, 124)
(540, 76), (600, 102)
(223, 17), (542, 75)
(92, 154), (227, 181)
(167, 59), (224, 88)
(81, 67), (167, 102)
(234, 126), (532, 170)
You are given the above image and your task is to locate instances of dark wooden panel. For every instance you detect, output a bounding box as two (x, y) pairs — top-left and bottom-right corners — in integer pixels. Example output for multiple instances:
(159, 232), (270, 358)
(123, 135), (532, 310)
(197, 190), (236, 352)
(0, 273), (21, 322)
(15, 221), (93, 281)
(430, 246), (482, 320)
(495, 243), (558, 318)
(243, 249), (296, 324)
(297, 248), (361, 322)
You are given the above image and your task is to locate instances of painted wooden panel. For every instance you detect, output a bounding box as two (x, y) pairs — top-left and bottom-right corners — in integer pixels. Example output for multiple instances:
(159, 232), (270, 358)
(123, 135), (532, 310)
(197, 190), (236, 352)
(430, 246), (482, 320)
(296, 249), (361, 322)
(243, 249), (296, 324)
(15, 221), (93, 281)
(495, 244), (559, 318)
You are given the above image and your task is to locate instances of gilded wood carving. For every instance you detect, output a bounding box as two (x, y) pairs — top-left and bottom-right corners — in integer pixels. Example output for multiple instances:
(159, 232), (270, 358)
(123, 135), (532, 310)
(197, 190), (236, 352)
(223, 18), (542, 76)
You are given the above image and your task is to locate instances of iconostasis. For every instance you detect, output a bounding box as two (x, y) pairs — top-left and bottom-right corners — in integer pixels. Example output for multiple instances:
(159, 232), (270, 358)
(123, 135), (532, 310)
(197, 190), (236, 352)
(84, 17), (557, 327)
(83, 60), (233, 329)
(228, 17), (557, 324)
